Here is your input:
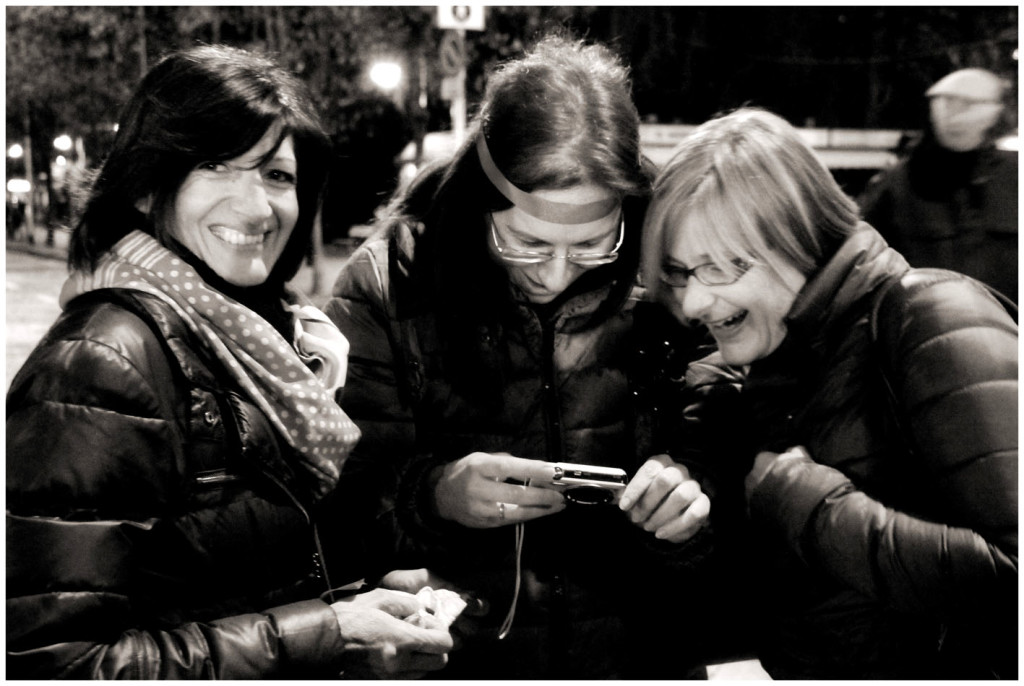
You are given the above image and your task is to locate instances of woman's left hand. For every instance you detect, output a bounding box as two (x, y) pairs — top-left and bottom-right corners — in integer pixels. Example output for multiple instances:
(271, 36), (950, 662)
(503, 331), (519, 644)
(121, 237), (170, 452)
(378, 568), (488, 617)
(744, 445), (810, 501)
(618, 454), (710, 543)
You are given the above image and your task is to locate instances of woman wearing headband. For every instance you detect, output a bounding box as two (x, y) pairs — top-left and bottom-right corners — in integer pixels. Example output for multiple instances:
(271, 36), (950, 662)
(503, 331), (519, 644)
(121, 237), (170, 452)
(323, 34), (735, 678)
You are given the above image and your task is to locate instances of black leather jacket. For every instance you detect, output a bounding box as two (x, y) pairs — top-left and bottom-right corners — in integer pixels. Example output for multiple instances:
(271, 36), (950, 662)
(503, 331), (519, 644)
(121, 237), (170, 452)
(7, 289), (351, 678)
(743, 226), (1018, 679)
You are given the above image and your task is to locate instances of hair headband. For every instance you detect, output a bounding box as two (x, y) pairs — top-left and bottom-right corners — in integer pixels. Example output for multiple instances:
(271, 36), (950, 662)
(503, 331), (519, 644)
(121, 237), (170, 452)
(476, 134), (620, 224)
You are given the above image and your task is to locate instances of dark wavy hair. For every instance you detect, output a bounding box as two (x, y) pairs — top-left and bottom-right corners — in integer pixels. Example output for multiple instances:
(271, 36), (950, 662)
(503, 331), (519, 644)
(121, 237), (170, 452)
(69, 44), (331, 284)
(377, 33), (651, 399)
(394, 33), (651, 325)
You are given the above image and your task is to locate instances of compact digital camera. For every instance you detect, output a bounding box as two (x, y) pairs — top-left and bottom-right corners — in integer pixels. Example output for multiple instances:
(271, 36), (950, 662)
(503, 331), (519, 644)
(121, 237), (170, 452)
(550, 463), (629, 505)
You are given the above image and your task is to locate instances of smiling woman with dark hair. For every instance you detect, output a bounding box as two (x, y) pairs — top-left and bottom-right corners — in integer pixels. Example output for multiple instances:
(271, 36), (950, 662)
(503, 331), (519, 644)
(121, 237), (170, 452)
(6, 44), (454, 679)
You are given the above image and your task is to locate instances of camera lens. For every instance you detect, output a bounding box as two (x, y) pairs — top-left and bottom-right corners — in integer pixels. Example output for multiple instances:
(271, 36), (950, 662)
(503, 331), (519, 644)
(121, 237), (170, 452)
(564, 486), (614, 505)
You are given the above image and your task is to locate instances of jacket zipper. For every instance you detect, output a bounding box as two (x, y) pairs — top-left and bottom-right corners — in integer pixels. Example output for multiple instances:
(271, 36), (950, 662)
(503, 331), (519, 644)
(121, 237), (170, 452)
(210, 389), (333, 596)
(261, 470), (334, 595)
(540, 319), (569, 677)
(540, 322), (565, 463)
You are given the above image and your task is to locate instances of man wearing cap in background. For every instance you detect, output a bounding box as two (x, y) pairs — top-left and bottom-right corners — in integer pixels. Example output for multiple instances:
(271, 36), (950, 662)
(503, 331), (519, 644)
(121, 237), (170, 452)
(861, 67), (1018, 302)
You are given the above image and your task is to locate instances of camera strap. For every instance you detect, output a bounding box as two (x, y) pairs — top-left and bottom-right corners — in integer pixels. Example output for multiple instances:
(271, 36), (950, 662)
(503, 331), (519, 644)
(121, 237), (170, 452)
(497, 475), (532, 640)
(497, 521), (524, 640)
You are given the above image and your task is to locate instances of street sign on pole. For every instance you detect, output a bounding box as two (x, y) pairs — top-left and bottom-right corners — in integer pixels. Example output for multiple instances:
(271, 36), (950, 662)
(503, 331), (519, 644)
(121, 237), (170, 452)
(435, 23), (472, 148)
(436, 5), (485, 31)
(435, 6), (481, 149)
(439, 31), (465, 77)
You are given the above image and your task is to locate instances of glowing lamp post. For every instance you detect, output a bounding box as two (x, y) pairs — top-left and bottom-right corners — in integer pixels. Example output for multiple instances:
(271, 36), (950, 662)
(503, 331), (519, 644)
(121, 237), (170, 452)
(369, 61), (403, 93)
(7, 141), (34, 238)
(43, 133), (76, 245)
(53, 134), (73, 153)
(7, 179), (31, 195)
(369, 60), (405, 111)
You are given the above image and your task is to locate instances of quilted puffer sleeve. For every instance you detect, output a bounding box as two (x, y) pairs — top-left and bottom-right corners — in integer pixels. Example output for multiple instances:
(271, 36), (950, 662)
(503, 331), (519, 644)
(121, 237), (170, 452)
(322, 231), (485, 580)
(321, 236), (429, 575)
(749, 274), (1017, 620)
(6, 305), (347, 679)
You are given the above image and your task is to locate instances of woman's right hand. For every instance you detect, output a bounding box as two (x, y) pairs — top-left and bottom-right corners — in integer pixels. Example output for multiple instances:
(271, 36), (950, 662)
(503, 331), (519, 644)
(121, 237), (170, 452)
(432, 453), (567, 527)
(330, 588), (453, 679)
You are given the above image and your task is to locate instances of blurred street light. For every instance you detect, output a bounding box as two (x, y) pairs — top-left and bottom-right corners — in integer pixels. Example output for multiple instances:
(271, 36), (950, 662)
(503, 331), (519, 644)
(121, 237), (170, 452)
(369, 61), (402, 92)
(53, 134), (73, 152)
(996, 135), (1018, 151)
(8, 131), (37, 236)
(7, 179), (31, 194)
(7, 179), (30, 194)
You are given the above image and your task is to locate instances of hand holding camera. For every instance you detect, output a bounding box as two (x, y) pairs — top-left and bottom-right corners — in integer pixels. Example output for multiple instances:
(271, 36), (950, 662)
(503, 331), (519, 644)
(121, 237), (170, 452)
(431, 452), (707, 540)
(618, 454), (710, 543)
(432, 452), (567, 528)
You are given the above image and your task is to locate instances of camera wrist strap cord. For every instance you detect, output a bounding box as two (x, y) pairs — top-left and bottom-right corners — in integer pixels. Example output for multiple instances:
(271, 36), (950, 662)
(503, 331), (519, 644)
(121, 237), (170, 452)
(498, 477), (529, 640)
(497, 522), (524, 640)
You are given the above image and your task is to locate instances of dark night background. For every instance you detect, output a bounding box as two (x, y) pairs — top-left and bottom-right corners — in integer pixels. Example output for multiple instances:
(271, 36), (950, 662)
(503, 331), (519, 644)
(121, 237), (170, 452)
(6, 6), (1018, 239)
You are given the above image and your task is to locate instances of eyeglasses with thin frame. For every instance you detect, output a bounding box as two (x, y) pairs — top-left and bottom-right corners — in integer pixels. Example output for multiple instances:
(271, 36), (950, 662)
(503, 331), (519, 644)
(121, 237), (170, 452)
(489, 213), (624, 267)
(659, 257), (755, 288)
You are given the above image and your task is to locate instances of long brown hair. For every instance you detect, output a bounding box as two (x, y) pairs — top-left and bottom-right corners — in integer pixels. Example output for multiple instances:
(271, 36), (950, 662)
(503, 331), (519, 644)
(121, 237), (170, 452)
(382, 33), (653, 397)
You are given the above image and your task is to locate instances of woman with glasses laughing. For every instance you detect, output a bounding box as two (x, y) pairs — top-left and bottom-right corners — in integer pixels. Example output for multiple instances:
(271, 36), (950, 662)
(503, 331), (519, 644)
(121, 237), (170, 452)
(642, 107), (1017, 679)
(322, 34), (741, 679)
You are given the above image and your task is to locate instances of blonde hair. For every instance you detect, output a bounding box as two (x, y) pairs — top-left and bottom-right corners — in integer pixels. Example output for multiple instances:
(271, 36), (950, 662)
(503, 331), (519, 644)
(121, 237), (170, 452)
(641, 108), (859, 301)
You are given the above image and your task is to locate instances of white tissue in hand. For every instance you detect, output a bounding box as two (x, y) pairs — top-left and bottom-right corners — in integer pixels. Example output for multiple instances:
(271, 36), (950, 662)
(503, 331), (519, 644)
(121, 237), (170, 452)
(407, 586), (467, 628)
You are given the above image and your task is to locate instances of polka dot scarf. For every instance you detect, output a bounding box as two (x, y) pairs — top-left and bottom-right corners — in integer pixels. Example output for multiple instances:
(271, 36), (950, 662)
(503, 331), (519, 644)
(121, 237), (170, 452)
(59, 230), (361, 499)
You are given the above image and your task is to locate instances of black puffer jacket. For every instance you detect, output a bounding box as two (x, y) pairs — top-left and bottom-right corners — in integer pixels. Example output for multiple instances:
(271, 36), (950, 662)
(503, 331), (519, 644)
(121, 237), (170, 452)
(742, 226), (1018, 679)
(6, 289), (351, 679)
(323, 218), (742, 678)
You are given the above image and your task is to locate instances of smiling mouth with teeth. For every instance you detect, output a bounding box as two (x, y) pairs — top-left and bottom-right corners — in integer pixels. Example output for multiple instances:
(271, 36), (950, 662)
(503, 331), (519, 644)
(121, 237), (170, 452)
(210, 226), (271, 247)
(709, 311), (748, 331)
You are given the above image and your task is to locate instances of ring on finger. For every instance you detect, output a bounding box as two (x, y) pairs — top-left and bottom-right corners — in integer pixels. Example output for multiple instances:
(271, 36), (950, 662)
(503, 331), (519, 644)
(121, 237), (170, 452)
(497, 502), (506, 520)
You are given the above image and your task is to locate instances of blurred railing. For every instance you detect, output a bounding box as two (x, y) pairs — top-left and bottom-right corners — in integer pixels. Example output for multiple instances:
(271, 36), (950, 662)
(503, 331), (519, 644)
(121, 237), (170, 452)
(638, 123), (904, 169)
(400, 124), (908, 174)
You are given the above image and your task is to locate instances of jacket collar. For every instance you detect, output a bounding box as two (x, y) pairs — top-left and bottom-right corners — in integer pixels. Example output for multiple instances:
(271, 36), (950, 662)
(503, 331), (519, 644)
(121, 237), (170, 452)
(785, 223), (909, 345)
(508, 277), (641, 334)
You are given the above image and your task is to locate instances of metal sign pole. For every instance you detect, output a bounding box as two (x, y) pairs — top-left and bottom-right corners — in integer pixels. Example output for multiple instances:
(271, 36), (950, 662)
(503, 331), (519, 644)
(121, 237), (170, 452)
(436, 6), (484, 148)
(452, 29), (466, 147)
